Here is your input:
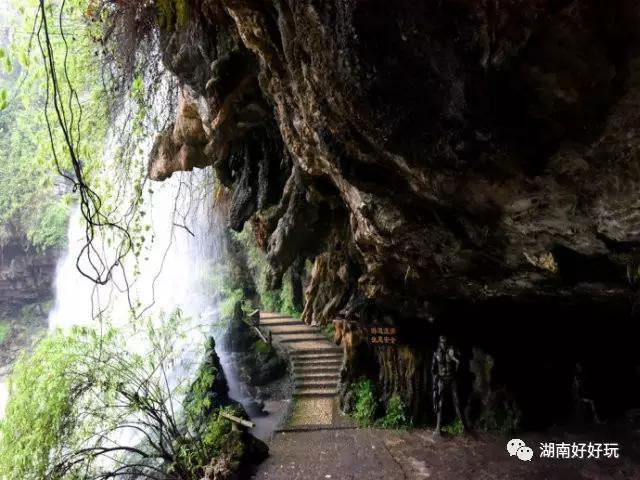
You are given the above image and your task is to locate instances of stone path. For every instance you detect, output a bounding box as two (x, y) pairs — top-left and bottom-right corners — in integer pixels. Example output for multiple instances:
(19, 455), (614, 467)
(259, 312), (345, 430)
(254, 427), (640, 479)
(254, 314), (640, 480)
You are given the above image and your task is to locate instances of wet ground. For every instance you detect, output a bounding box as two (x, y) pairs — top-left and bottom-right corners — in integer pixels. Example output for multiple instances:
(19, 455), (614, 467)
(253, 425), (640, 479)
(218, 348), (293, 442)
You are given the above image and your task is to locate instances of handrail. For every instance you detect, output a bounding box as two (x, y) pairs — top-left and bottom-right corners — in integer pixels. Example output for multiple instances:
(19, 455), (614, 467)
(220, 411), (255, 429)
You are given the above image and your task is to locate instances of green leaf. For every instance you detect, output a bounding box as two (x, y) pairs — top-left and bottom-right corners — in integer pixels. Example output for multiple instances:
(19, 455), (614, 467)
(18, 51), (29, 67)
(3, 55), (12, 74)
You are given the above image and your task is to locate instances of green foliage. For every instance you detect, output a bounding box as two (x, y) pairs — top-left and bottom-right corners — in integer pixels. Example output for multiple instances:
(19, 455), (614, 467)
(219, 286), (250, 324)
(26, 197), (71, 251)
(380, 394), (413, 429)
(324, 322), (336, 342)
(442, 418), (466, 435)
(203, 251), (252, 326)
(0, 1), (108, 250)
(0, 88), (7, 111)
(279, 270), (301, 317)
(0, 331), (83, 479)
(156, 0), (190, 31)
(235, 225), (301, 316)
(353, 377), (378, 427)
(0, 310), (246, 479)
(0, 322), (10, 344)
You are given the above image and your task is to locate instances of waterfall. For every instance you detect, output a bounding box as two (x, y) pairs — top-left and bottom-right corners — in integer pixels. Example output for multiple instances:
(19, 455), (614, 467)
(0, 76), (280, 442)
(48, 171), (221, 332)
(47, 168), (223, 378)
(0, 170), (226, 420)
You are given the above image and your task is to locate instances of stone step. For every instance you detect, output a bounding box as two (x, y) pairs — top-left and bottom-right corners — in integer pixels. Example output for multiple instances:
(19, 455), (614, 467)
(294, 373), (340, 382)
(268, 326), (321, 335)
(286, 341), (339, 351)
(293, 388), (339, 397)
(259, 312), (292, 319)
(291, 354), (343, 363)
(293, 365), (341, 374)
(280, 334), (327, 343)
(295, 380), (339, 389)
(290, 350), (342, 358)
(292, 357), (342, 366)
(259, 319), (300, 327)
(273, 333), (325, 340)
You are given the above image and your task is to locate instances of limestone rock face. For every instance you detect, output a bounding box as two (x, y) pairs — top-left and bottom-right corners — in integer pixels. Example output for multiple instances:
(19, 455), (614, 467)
(146, 0), (640, 427)
(148, 93), (212, 181)
(0, 241), (57, 318)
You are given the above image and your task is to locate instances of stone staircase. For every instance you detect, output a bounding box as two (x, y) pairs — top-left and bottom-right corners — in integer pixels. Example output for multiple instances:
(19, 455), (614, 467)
(258, 312), (345, 428)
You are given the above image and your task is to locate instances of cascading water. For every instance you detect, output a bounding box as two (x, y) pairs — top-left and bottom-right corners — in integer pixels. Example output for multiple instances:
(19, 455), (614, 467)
(48, 168), (223, 377)
(43, 167), (280, 440)
(0, 121), (279, 446)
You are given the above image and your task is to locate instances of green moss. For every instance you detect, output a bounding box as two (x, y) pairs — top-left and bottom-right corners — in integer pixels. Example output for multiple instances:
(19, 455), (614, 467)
(19, 302), (43, 321)
(156, 0), (190, 31)
(26, 197), (70, 252)
(278, 270), (300, 317)
(254, 339), (272, 355)
(175, 0), (190, 27)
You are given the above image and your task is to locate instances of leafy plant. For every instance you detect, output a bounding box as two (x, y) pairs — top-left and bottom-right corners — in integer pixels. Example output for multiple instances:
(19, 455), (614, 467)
(381, 394), (413, 429)
(442, 418), (466, 435)
(324, 322), (336, 342)
(353, 377), (378, 427)
(234, 226), (301, 316)
(0, 1), (108, 251)
(0, 311), (248, 480)
(26, 197), (71, 251)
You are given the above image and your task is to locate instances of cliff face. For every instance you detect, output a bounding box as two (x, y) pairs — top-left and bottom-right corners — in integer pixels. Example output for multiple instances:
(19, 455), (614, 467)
(147, 0), (640, 428)
(0, 242), (56, 319)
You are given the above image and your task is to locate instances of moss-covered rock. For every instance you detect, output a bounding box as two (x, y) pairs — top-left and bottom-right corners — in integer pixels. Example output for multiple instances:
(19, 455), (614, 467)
(184, 337), (231, 423)
(221, 303), (286, 387)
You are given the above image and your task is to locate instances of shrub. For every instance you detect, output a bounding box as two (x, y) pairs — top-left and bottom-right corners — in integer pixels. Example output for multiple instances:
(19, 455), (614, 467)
(26, 197), (70, 252)
(381, 394), (412, 429)
(442, 418), (465, 435)
(0, 312), (250, 480)
(353, 377), (377, 427)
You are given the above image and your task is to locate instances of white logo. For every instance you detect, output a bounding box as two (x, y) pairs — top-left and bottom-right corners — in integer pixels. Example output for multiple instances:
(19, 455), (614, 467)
(507, 439), (533, 461)
(507, 438), (526, 456)
(517, 446), (534, 461)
